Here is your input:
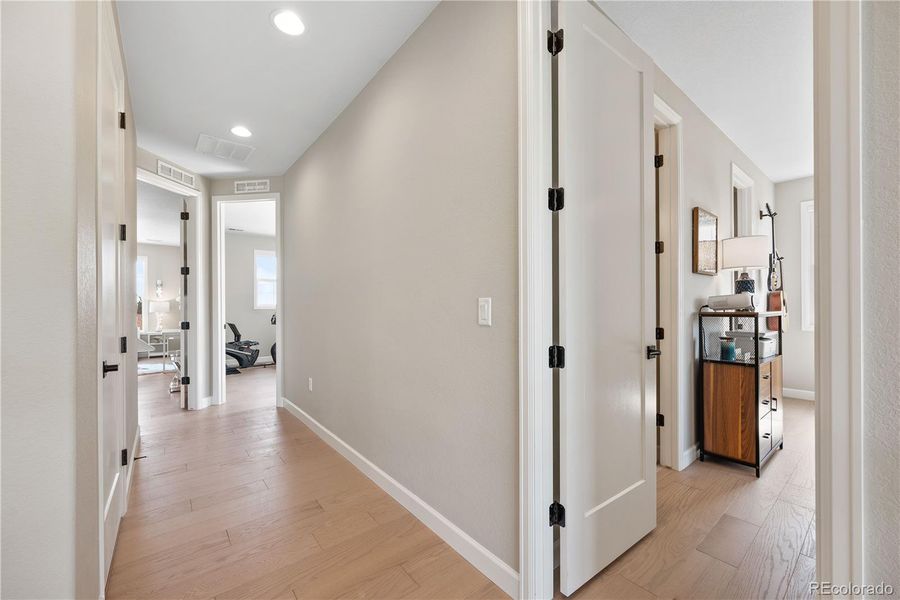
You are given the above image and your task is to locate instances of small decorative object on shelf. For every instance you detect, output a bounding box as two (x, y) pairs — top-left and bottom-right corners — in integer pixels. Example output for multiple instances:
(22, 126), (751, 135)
(699, 309), (784, 477)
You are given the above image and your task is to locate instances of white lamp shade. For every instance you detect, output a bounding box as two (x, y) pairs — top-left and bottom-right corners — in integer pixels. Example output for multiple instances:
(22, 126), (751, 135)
(721, 235), (769, 270)
(148, 300), (171, 314)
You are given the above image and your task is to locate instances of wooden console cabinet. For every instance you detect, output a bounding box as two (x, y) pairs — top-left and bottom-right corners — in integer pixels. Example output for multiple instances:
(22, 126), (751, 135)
(699, 311), (784, 477)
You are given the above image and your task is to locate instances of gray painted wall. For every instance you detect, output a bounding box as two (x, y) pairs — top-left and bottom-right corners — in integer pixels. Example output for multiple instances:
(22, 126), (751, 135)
(281, 1), (519, 568)
(225, 232), (277, 357)
(652, 69), (775, 465)
(774, 176), (815, 395)
(862, 0), (900, 587)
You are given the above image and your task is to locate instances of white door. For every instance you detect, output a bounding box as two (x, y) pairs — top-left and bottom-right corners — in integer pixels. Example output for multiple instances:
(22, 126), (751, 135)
(557, 1), (657, 594)
(99, 3), (126, 578)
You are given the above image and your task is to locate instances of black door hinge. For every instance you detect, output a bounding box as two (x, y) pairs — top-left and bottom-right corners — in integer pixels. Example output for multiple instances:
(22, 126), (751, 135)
(549, 501), (566, 527)
(548, 187), (565, 211)
(655, 154), (664, 168)
(180, 321), (190, 330)
(180, 266), (190, 275)
(656, 327), (665, 340)
(547, 29), (564, 56)
(657, 413), (665, 427)
(655, 241), (665, 254)
(549, 345), (566, 369)
(121, 448), (128, 466)
(120, 336), (127, 354)
(119, 224), (126, 241)
(181, 376), (191, 385)
(180, 211), (190, 221)
(119, 112), (126, 130)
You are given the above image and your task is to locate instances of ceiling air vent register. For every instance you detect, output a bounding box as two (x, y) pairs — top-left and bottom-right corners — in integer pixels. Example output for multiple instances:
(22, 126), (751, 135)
(234, 179), (271, 194)
(195, 133), (255, 162)
(157, 160), (196, 188)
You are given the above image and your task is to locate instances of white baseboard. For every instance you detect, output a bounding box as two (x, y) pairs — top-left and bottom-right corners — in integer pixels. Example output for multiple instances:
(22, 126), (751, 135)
(197, 395), (214, 409)
(678, 443), (700, 471)
(783, 387), (815, 402)
(281, 397), (519, 598)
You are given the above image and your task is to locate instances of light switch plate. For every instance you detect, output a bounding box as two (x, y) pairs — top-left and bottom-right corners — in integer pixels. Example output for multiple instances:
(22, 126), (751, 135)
(478, 297), (492, 326)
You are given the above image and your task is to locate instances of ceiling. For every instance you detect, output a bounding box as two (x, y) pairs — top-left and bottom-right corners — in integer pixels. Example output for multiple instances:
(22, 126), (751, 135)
(118, 1), (438, 178)
(597, 1), (812, 183)
(137, 180), (183, 246)
(223, 201), (276, 237)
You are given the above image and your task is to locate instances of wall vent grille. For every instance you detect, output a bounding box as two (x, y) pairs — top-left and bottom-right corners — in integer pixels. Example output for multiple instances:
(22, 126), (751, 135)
(234, 179), (270, 194)
(157, 160), (197, 188)
(195, 133), (255, 162)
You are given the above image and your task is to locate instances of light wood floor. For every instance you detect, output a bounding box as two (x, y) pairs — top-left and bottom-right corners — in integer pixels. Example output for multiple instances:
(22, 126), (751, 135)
(559, 398), (816, 600)
(107, 366), (506, 599)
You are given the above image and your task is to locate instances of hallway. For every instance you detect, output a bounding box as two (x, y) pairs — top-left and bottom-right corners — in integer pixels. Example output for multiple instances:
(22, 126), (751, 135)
(107, 369), (506, 599)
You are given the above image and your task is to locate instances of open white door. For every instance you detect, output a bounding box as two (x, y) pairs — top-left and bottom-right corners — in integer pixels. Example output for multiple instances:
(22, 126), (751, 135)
(557, 1), (657, 594)
(99, 2), (127, 579)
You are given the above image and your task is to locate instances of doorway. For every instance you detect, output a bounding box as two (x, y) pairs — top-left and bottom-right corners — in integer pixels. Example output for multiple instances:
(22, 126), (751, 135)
(211, 193), (283, 409)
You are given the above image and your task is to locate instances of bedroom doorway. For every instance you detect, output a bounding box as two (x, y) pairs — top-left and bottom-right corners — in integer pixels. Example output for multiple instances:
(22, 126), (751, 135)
(211, 193), (283, 409)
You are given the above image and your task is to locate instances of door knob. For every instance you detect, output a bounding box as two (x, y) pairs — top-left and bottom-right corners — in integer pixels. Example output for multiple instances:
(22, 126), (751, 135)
(102, 361), (119, 378)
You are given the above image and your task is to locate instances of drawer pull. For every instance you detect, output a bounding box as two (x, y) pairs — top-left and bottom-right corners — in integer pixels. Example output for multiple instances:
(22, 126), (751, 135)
(762, 433), (771, 439)
(772, 398), (778, 411)
(761, 399), (770, 405)
(762, 374), (770, 380)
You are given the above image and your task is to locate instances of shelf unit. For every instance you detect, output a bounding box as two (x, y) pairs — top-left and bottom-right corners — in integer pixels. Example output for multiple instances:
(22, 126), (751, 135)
(698, 310), (784, 477)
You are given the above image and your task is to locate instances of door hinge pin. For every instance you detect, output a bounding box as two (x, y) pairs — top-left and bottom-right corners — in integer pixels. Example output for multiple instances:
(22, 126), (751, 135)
(121, 448), (128, 466)
(547, 29), (564, 56)
(120, 336), (128, 354)
(119, 112), (126, 130)
(655, 154), (664, 168)
(119, 224), (126, 241)
(549, 501), (566, 527)
(549, 345), (565, 369)
(548, 187), (565, 211)
(180, 211), (190, 221)
(181, 266), (190, 275)
(180, 321), (190, 330)
(657, 413), (665, 427)
(655, 241), (664, 254)
(656, 327), (665, 340)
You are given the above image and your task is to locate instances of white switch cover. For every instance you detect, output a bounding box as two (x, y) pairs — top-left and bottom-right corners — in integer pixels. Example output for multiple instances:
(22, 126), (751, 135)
(308, 377), (313, 392)
(478, 297), (492, 326)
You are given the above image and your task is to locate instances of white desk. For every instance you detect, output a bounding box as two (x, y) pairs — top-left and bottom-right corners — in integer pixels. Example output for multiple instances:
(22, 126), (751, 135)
(138, 329), (181, 359)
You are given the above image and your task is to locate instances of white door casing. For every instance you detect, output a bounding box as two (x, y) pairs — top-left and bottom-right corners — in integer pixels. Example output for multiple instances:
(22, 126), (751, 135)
(98, 0), (126, 579)
(557, 1), (657, 594)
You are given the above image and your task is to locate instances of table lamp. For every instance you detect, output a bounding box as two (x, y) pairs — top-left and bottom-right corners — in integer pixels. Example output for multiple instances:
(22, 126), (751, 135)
(148, 300), (171, 332)
(721, 235), (769, 294)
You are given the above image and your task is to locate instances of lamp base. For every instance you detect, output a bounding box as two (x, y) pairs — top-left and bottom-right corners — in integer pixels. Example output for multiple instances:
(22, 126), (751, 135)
(734, 272), (755, 294)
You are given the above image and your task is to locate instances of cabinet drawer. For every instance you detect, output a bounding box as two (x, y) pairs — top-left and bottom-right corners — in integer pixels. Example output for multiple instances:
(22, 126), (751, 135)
(758, 362), (772, 400)
(759, 411), (773, 460)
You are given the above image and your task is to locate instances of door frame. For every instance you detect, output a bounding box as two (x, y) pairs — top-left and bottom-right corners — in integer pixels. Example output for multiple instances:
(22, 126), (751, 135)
(136, 167), (203, 410)
(211, 193), (284, 408)
(517, 1), (864, 596)
(653, 95), (683, 470)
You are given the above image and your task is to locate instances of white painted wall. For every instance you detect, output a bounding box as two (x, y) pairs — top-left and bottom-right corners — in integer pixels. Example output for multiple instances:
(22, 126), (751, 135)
(861, 0), (900, 586)
(281, 1), (519, 569)
(652, 69), (775, 468)
(138, 243), (183, 331)
(224, 232), (276, 356)
(1, 2), (135, 596)
(774, 176), (815, 396)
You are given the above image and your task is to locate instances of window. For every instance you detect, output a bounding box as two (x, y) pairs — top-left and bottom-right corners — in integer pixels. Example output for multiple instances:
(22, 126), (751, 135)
(254, 249), (277, 310)
(800, 201), (815, 331)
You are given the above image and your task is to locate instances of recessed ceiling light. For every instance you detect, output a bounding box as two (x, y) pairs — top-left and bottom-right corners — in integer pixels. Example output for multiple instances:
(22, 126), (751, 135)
(230, 125), (252, 138)
(271, 10), (305, 36)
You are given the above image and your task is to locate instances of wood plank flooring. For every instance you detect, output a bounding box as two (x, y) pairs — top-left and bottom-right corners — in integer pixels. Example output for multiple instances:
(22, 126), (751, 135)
(559, 398), (816, 600)
(107, 366), (506, 599)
